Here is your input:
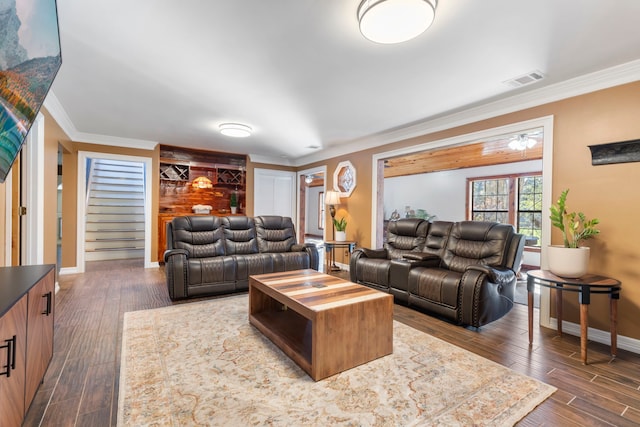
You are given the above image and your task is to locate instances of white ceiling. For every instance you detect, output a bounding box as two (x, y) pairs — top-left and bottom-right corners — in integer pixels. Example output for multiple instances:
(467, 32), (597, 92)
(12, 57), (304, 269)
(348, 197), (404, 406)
(49, 0), (640, 165)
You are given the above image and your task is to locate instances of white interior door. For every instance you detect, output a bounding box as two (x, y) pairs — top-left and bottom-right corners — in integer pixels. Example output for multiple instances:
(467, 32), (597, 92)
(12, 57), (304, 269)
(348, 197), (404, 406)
(253, 168), (296, 218)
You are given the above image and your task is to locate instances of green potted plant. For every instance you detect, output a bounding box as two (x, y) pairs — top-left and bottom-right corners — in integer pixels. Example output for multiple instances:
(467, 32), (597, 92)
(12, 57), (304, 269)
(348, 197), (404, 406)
(230, 191), (238, 214)
(333, 216), (347, 241)
(548, 189), (600, 277)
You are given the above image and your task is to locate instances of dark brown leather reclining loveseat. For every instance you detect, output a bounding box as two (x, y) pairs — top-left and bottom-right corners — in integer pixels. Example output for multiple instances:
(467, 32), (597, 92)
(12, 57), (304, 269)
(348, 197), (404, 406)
(350, 219), (524, 327)
(164, 215), (319, 299)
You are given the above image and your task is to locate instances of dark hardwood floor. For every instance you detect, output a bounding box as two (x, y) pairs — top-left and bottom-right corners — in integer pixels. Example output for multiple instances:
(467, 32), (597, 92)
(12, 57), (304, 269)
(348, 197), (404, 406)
(23, 260), (640, 426)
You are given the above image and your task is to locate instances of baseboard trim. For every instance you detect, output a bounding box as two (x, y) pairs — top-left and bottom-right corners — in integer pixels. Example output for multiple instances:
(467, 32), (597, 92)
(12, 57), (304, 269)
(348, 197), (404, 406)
(335, 262), (349, 272)
(59, 267), (79, 275)
(549, 317), (640, 355)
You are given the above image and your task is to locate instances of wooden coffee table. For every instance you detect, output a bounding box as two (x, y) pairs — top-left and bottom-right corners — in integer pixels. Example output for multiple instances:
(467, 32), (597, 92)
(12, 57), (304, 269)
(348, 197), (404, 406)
(249, 269), (393, 381)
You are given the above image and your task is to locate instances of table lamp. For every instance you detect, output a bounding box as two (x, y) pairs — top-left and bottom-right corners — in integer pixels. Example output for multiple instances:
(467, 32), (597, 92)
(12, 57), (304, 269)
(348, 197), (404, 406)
(324, 190), (341, 241)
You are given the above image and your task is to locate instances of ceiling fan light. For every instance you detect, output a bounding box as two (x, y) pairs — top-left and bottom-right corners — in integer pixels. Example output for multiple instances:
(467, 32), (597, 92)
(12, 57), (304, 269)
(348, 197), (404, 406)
(509, 134), (538, 151)
(219, 123), (252, 138)
(358, 0), (437, 44)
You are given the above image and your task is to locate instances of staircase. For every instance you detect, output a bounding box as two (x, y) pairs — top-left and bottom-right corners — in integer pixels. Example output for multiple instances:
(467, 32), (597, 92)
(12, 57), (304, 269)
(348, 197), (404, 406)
(84, 159), (146, 261)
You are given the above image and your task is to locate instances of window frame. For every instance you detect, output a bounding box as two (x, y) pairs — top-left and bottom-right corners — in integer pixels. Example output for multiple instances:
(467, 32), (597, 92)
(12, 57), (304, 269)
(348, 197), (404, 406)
(467, 172), (543, 246)
(318, 191), (325, 230)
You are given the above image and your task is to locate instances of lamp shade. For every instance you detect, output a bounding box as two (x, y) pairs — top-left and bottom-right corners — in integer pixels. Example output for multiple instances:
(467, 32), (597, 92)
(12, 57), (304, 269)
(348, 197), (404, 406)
(324, 190), (341, 205)
(358, 0), (437, 44)
(192, 176), (213, 189)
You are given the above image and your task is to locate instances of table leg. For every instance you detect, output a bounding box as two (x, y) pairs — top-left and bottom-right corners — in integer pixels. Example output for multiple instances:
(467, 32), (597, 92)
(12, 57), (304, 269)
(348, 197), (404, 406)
(329, 247), (341, 272)
(580, 303), (588, 365)
(610, 297), (618, 358)
(528, 290), (534, 345)
(556, 288), (563, 336)
(325, 246), (331, 273)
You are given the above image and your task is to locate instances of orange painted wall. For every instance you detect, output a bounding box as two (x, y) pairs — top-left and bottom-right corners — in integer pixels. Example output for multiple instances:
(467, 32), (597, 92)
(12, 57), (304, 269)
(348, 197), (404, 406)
(42, 109), (69, 266)
(301, 81), (640, 339)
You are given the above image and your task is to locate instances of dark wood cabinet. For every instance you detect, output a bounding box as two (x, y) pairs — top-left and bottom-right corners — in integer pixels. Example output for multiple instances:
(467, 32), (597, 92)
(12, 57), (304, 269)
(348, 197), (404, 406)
(0, 265), (55, 427)
(0, 296), (27, 427)
(25, 270), (55, 409)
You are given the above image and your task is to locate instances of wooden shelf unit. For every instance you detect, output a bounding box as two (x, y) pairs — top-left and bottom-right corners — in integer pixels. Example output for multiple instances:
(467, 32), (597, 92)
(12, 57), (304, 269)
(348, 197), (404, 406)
(159, 162), (190, 181)
(158, 145), (247, 261)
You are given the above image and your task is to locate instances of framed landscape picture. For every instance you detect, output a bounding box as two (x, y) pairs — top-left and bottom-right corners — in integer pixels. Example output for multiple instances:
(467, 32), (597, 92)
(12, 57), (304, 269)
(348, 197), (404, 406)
(0, 0), (62, 182)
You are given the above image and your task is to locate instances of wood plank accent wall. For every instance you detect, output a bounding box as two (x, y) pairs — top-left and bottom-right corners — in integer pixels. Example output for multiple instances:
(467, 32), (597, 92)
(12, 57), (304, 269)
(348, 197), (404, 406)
(159, 145), (247, 215)
(384, 139), (543, 178)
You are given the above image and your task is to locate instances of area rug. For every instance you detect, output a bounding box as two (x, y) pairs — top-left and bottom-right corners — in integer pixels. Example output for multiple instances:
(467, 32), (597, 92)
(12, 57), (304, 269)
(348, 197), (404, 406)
(118, 295), (555, 426)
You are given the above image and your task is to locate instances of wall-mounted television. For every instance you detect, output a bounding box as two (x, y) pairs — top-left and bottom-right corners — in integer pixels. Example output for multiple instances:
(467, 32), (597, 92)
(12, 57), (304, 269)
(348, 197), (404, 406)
(0, 0), (62, 183)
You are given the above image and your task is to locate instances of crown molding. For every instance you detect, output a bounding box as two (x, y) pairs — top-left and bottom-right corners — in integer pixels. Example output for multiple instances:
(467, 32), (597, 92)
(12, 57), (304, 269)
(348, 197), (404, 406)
(45, 59), (640, 166)
(248, 154), (294, 166)
(43, 90), (158, 150)
(72, 132), (158, 150)
(43, 91), (78, 140)
(293, 59), (640, 166)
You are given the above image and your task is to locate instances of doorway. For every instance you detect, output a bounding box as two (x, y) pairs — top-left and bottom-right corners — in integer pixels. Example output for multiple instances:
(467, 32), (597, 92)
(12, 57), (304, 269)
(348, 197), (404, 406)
(297, 166), (327, 268)
(76, 151), (153, 273)
(371, 116), (554, 325)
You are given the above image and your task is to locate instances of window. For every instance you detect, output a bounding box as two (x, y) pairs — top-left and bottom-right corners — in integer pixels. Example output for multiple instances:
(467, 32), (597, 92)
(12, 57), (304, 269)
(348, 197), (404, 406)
(318, 192), (325, 230)
(468, 173), (542, 246)
(517, 176), (543, 245)
(470, 178), (510, 223)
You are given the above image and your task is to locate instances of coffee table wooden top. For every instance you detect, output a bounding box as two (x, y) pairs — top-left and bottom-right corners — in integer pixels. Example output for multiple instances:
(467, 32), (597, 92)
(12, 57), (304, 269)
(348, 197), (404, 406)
(249, 269), (389, 316)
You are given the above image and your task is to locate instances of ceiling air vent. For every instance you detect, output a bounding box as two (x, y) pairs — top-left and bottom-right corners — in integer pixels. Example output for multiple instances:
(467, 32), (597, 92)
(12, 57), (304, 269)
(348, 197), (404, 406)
(503, 70), (545, 88)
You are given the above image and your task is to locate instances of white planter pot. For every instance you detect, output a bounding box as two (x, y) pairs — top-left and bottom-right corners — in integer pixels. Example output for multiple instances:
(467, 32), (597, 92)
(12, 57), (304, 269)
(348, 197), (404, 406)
(335, 231), (346, 242)
(230, 206), (237, 214)
(547, 245), (590, 278)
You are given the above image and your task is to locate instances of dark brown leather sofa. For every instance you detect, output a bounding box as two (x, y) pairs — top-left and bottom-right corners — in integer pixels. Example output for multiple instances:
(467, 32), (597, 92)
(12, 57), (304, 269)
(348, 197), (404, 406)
(350, 219), (524, 327)
(164, 215), (319, 299)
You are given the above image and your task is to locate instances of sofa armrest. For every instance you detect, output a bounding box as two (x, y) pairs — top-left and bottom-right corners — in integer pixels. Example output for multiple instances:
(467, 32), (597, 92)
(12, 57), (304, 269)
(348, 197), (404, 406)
(459, 266), (517, 327)
(164, 248), (188, 263)
(403, 253), (440, 263)
(290, 243), (319, 271)
(350, 247), (387, 282)
(465, 265), (515, 286)
(304, 243), (320, 271)
(164, 249), (189, 300)
(360, 248), (388, 259)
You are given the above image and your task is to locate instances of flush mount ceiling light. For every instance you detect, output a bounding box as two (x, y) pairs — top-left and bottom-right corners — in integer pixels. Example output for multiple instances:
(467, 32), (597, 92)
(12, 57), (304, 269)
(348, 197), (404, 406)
(219, 123), (252, 138)
(508, 134), (538, 151)
(358, 0), (437, 44)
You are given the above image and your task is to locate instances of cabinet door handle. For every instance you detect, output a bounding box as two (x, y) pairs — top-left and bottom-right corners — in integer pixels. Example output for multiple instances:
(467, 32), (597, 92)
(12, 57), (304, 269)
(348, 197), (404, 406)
(42, 291), (52, 316)
(0, 335), (16, 378)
